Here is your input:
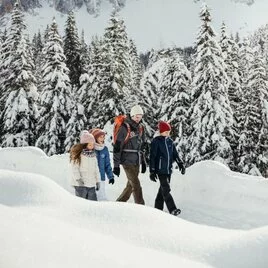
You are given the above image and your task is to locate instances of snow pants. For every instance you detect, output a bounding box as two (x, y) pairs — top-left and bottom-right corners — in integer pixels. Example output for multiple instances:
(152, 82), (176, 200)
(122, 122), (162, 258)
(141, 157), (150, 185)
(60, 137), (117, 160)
(154, 174), (177, 213)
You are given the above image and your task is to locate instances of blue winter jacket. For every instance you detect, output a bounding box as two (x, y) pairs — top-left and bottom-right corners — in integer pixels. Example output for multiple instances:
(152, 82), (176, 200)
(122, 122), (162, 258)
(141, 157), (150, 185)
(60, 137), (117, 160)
(95, 146), (114, 181)
(149, 136), (183, 175)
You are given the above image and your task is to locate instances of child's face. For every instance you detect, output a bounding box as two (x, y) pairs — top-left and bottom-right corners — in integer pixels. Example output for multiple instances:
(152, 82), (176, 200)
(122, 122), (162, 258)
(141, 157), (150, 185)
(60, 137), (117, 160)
(97, 135), (105, 144)
(160, 131), (170, 137)
(86, 142), (94, 150)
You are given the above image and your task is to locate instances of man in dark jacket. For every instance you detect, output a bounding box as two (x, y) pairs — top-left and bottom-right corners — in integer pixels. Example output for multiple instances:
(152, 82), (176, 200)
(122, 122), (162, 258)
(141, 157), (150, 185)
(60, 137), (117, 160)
(113, 105), (146, 205)
(149, 121), (185, 216)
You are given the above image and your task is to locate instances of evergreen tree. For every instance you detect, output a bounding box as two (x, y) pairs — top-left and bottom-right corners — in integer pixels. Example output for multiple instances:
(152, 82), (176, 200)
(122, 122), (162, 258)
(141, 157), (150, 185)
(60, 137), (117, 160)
(36, 19), (73, 156)
(1, 34), (39, 147)
(0, 2), (26, 116)
(63, 11), (82, 90)
(188, 4), (233, 166)
(129, 39), (143, 89)
(65, 103), (87, 152)
(103, 11), (133, 97)
(140, 57), (168, 137)
(159, 53), (192, 163)
(78, 35), (102, 127)
(236, 37), (254, 171)
(238, 46), (268, 177)
(80, 30), (90, 74)
(90, 12), (135, 127)
(32, 30), (44, 91)
(220, 23), (243, 169)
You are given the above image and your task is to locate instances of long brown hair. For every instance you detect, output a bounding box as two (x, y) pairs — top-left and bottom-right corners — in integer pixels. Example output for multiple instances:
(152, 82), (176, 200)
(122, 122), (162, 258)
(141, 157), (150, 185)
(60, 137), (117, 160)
(70, 143), (87, 165)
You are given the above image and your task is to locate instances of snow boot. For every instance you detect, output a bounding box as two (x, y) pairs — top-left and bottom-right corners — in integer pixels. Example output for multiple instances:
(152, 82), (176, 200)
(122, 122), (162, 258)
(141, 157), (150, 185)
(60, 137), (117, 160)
(171, 208), (181, 216)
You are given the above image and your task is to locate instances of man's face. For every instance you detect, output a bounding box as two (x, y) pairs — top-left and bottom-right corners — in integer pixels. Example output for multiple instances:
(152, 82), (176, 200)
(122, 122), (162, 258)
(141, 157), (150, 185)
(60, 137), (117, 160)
(132, 114), (143, 123)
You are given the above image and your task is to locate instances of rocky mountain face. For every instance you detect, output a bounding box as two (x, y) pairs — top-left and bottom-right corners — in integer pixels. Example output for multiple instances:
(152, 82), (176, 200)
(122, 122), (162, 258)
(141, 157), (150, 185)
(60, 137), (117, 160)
(0, 0), (255, 17)
(0, 0), (126, 16)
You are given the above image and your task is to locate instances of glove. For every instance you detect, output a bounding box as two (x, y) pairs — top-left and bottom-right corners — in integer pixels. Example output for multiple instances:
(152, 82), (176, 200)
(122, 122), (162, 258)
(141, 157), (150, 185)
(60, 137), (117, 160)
(141, 161), (146, 173)
(77, 178), (84, 186)
(109, 178), (115, 185)
(178, 163), (186, 175)
(96, 182), (100, 191)
(113, 167), (120, 177)
(150, 172), (157, 182)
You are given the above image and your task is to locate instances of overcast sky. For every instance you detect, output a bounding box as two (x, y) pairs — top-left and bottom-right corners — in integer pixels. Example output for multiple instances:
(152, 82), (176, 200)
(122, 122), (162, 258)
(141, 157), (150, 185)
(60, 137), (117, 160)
(23, 0), (268, 52)
(119, 0), (268, 51)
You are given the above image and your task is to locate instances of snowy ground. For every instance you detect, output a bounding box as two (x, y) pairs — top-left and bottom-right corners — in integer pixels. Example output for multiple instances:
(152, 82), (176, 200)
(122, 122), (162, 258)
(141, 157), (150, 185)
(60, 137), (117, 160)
(0, 147), (268, 268)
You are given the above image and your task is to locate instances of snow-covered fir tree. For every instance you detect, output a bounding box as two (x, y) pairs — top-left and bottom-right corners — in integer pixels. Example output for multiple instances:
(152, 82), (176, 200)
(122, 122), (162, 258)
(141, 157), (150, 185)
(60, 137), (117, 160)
(1, 32), (39, 147)
(236, 37), (254, 171)
(140, 57), (168, 137)
(78, 35), (102, 128)
(187, 4), (234, 166)
(129, 39), (143, 89)
(31, 30), (44, 92)
(238, 46), (268, 177)
(79, 30), (90, 75)
(103, 11), (134, 98)
(220, 23), (243, 169)
(0, 2), (38, 146)
(159, 52), (192, 163)
(36, 19), (73, 156)
(65, 103), (87, 152)
(63, 11), (82, 90)
(0, 2), (26, 119)
(90, 11), (135, 127)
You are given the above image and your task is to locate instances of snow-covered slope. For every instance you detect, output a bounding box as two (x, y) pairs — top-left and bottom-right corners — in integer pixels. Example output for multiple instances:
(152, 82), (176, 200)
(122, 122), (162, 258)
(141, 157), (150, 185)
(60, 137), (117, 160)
(0, 147), (268, 267)
(0, 146), (267, 230)
(2, 0), (268, 51)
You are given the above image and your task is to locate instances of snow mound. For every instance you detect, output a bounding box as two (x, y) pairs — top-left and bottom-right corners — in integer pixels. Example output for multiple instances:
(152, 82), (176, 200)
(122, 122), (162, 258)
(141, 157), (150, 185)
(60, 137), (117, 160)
(0, 168), (268, 268)
(177, 160), (268, 214)
(0, 169), (70, 207)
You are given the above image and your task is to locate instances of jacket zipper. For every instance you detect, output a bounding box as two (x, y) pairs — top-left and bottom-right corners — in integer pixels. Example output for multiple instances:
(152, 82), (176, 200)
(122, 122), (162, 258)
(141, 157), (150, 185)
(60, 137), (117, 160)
(165, 138), (169, 174)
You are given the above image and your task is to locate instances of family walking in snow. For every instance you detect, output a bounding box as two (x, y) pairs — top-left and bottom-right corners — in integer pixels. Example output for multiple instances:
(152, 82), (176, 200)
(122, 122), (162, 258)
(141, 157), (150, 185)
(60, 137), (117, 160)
(70, 104), (186, 216)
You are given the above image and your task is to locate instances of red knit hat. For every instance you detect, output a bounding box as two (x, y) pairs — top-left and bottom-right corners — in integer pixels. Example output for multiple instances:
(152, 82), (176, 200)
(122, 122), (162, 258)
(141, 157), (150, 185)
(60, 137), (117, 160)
(89, 128), (106, 140)
(158, 121), (171, 133)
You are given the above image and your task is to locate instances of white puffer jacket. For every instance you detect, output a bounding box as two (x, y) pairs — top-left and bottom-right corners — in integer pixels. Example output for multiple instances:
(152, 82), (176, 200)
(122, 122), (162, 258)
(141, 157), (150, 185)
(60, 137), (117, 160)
(71, 154), (100, 187)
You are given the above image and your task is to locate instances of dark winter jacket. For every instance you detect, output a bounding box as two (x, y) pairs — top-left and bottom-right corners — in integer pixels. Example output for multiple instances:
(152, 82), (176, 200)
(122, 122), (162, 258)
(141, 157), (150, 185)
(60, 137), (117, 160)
(95, 146), (114, 181)
(149, 135), (183, 175)
(113, 116), (145, 168)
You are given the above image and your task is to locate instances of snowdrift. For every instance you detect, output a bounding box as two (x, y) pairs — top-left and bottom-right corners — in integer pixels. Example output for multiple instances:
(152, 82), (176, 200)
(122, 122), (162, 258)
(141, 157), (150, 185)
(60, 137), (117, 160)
(0, 167), (268, 268)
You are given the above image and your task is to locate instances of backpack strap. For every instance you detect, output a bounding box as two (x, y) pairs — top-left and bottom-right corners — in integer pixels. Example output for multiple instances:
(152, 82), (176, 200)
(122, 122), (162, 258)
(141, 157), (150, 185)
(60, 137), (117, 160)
(123, 122), (131, 144)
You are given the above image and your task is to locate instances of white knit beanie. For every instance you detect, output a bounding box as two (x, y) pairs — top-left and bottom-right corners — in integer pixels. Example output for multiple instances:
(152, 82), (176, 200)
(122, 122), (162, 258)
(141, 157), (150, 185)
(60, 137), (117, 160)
(130, 105), (144, 117)
(80, 130), (95, 144)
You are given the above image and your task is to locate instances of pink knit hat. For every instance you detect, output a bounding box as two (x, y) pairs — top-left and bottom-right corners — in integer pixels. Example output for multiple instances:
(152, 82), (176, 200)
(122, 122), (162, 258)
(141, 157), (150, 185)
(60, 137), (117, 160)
(80, 130), (95, 144)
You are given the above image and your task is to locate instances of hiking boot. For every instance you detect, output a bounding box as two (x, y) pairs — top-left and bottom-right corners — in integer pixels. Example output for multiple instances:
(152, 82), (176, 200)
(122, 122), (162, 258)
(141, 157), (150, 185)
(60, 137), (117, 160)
(171, 208), (181, 216)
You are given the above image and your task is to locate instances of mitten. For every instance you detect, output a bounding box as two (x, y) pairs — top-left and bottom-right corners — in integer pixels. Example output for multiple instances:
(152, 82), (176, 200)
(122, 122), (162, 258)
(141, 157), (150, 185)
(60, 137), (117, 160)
(149, 172), (157, 182)
(141, 161), (146, 173)
(77, 178), (84, 186)
(96, 182), (100, 191)
(109, 178), (115, 185)
(113, 167), (120, 177)
(179, 163), (186, 175)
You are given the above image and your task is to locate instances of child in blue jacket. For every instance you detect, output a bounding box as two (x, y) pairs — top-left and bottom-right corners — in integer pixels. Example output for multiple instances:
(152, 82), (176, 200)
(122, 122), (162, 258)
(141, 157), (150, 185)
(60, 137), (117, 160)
(90, 128), (115, 201)
(149, 121), (185, 216)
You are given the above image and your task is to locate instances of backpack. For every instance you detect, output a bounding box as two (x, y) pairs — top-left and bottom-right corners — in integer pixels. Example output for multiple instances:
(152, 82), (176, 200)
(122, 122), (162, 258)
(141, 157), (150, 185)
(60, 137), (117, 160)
(113, 115), (144, 145)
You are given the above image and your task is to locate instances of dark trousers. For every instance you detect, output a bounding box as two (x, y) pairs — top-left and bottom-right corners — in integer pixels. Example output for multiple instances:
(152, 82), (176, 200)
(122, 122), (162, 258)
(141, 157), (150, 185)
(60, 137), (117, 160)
(155, 174), (177, 213)
(117, 165), (145, 205)
(74, 186), (97, 201)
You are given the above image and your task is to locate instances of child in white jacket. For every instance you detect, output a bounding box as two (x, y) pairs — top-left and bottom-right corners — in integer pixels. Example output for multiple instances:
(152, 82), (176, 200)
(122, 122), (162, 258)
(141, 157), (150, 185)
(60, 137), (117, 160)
(70, 130), (100, 201)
